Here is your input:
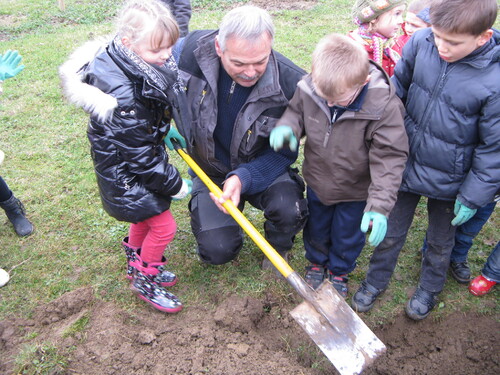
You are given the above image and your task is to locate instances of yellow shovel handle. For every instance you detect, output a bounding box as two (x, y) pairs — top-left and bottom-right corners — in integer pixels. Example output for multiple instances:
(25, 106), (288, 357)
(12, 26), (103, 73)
(176, 147), (294, 279)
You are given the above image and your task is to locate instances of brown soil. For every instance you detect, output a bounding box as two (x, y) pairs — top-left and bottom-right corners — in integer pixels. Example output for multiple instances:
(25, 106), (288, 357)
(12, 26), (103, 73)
(1, 286), (499, 375)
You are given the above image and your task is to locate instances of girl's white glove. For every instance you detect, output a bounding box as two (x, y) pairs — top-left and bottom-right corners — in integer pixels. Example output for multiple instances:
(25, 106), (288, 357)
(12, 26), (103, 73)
(171, 178), (192, 201)
(0, 149), (4, 166)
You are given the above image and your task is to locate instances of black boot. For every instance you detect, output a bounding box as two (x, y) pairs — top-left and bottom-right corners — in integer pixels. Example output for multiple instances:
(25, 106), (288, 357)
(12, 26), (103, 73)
(0, 194), (34, 237)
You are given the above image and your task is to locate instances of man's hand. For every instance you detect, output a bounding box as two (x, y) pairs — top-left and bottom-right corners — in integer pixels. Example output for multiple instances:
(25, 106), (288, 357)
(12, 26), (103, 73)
(0, 50), (24, 81)
(269, 125), (298, 152)
(451, 199), (477, 226)
(360, 211), (388, 247)
(209, 175), (242, 214)
(164, 127), (186, 150)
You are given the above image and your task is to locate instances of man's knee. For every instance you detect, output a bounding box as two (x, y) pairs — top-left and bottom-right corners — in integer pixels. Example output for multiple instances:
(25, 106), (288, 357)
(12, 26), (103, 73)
(196, 227), (243, 265)
(265, 187), (308, 231)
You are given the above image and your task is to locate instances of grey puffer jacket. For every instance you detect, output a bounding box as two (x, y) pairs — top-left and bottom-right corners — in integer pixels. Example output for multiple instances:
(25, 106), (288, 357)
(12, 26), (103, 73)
(59, 39), (187, 223)
(278, 62), (408, 216)
(392, 28), (500, 209)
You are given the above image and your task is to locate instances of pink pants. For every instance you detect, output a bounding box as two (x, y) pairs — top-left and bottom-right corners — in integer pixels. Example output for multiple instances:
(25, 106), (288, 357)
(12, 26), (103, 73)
(128, 210), (176, 263)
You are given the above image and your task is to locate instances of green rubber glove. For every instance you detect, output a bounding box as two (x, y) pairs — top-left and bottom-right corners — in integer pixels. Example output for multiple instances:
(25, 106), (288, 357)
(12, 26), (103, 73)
(269, 125), (298, 152)
(0, 50), (24, 81)
(164, 127), (186, 150)
(451, 199), (477, 226)
(360, 211), (387, 247)
(172, 178), (192, 201)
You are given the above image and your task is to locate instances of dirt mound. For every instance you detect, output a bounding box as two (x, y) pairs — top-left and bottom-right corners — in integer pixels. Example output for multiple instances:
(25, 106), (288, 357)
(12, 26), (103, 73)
(1, 287), (499, 374)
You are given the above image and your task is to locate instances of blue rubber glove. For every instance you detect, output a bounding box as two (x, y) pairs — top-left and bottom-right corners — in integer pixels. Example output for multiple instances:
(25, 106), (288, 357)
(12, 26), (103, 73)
(451, 199), (477, 226)
(360, 211), (388, 247)
(0, 50), (24, 81)
(269, 125), (298, 152)
(164, 127), (186, 150)
(172, 178), (192, 201)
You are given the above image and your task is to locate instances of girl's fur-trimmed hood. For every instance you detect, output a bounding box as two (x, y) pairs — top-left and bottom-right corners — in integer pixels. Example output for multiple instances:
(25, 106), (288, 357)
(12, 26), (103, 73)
(59, 38), (118, 122)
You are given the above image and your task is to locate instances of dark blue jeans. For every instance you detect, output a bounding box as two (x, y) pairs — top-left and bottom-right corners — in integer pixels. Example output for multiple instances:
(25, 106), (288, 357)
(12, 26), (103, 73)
(482, 241), (500, 283)
(0, 176), (12, 202)
(303, 187), (366, 276)
(422, 202), (497, 262)
(366, 191), (456, 293)
(189, 170), (308, 265)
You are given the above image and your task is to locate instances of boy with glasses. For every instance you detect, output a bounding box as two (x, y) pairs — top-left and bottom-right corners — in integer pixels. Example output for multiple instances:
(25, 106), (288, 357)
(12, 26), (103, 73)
(270, 33), (408, 297)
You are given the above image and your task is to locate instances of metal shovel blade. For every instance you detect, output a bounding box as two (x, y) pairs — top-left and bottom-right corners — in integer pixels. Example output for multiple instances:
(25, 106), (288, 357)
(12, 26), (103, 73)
(290, 280), (386, 375)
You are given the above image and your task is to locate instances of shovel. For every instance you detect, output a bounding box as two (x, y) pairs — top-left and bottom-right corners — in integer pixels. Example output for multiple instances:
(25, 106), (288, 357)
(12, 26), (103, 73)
(171, 142), (386, 375)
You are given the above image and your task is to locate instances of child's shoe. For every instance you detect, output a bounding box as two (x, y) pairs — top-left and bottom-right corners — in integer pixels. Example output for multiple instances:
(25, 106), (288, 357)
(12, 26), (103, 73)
(449, 261), (471, 284)
(123, 238), (177, 287)
(328, 272), (348, 298)
(469, 275), (496, 296)
(304, 264), (326, 290)
(405, 285), (438, 320)
(131, 261), (182, 313)
(0, 268), (10, 288)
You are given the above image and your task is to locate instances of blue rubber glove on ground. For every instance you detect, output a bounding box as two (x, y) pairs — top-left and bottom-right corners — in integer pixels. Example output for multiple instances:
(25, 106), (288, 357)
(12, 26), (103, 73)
(360, 211), (387, 247)
(164, 127), (186, 150)
(0, 50), (24, 81)
(451, 199), (477, 226)
(269, 125), (298, 152)
(172, 178), (192, 201)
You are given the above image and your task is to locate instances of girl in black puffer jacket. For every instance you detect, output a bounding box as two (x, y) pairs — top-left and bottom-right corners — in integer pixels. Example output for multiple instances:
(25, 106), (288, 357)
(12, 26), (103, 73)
(59, 0), (191, 313)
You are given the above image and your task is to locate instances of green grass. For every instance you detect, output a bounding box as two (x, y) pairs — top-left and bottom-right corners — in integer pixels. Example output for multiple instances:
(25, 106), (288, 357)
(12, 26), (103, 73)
(0, 0), (498, 350)
(14, 343), (69, 375)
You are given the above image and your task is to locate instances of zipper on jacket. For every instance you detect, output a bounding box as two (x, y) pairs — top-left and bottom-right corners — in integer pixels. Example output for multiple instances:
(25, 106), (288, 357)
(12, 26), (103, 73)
(323, 109), (339, 147)
(246, 130), (252, 143)
(200, 89), (206, 105)
(227, 81), (236, 103)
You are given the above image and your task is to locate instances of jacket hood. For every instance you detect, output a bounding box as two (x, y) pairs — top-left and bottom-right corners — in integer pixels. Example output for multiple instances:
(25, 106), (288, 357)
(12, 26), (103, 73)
(59, 37), (118, 122)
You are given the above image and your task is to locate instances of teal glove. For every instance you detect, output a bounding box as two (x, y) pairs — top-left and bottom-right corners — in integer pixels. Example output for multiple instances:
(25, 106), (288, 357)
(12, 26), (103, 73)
(451, 199), (477, 226)
(360, 211), (387, 247)
(269, 125), (298, 152)
(164, 127), (186, 150)
(0, 50), (24, 81)
(172, 178), (192, 201)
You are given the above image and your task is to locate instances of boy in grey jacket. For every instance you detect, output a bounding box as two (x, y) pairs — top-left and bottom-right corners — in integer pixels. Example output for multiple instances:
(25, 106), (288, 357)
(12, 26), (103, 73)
(352, 0), (500, 320)
(270, 33), (408, 297)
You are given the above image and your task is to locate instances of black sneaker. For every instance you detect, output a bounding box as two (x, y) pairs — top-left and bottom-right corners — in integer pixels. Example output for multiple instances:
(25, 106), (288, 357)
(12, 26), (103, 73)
(351, 280), (383, 312)
(328, 273), (348, 298)
(304, 264), (326, 290)
(449, 261), (471, 284)
(405, 286), (438, 320)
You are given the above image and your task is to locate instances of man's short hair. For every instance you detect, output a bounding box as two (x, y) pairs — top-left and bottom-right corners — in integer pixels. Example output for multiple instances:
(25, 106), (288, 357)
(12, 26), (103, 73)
(217, 5), (275, 51)
(311, 33), (369, 99)
(430, 0), (497, 36)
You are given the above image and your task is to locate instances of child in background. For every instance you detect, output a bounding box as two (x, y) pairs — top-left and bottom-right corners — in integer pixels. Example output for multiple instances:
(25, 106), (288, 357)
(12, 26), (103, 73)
(352, 0), (499, 320)
(59, 0), (191, 313)
(159, 0), (191, 37)
(393, 0), (431, 55)
(269, 34), (408, 297)
(1, 50), (34, 287)
(349, 0), (406, 76)
(0, 50), (34, 239)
